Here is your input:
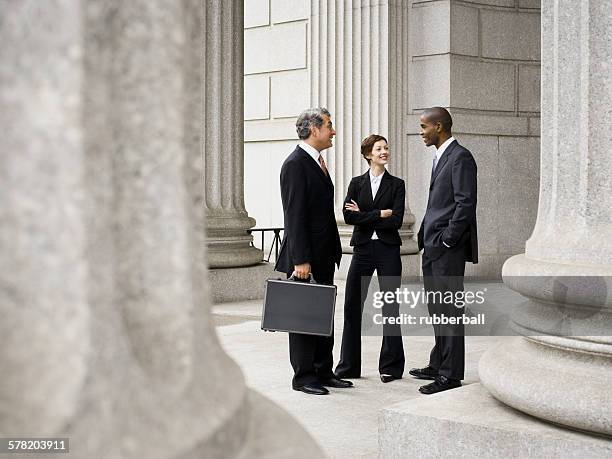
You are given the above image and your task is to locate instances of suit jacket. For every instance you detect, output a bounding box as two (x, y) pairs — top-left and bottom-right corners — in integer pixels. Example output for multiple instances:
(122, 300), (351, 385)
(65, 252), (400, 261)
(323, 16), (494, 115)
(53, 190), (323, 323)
(274, 146), (342, 274)
(417, 140), (478, 263)
(343, 170), (405, 246)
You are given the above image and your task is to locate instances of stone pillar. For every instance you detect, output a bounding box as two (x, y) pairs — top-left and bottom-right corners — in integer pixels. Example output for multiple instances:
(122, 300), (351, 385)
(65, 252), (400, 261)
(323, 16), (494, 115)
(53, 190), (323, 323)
(0, 1), (322, 456)
(479, 0), (612, 436)
(204, 0), (262, 269)
(310, 0), (418, 259)
(0, 0), (88, 435)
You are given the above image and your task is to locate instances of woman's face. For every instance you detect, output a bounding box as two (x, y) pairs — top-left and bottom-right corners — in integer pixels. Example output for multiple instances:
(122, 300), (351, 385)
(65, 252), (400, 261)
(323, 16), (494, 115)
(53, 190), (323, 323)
(367, 140), (389, 166)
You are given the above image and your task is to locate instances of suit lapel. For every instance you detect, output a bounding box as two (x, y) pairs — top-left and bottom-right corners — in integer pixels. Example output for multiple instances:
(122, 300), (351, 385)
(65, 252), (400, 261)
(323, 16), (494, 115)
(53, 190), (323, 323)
(373, 170), (392, 206)
(297, 146), (334, 189)
(361, 171), (374, 207)
(430, 140), (457, 187)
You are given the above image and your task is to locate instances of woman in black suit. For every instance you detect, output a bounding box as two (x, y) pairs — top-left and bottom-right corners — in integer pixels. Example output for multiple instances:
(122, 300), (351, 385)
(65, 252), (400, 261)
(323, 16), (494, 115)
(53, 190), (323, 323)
(334, 134), (405, 383)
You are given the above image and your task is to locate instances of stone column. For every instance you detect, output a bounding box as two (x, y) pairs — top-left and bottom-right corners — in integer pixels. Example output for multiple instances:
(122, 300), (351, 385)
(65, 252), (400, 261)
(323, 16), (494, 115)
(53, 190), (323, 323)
(310, 0), (418, 259)
(204, 0), (262, 268)
(0, 0), (88, 435)
(479, 0), (612, 436)
(0, 1), (322, 457)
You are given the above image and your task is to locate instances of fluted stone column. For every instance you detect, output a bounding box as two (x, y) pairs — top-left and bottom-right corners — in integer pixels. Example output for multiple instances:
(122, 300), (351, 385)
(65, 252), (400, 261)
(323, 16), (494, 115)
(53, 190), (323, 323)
(0, 1), (322, 457)
(204, 0), (262, 268)
(310, 0), (418, 258)
(479, 0), (612, 436)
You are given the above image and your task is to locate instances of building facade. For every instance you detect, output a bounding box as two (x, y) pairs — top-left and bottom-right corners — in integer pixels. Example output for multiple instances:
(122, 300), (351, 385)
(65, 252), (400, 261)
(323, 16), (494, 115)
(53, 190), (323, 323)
(243, 0), (541, 278)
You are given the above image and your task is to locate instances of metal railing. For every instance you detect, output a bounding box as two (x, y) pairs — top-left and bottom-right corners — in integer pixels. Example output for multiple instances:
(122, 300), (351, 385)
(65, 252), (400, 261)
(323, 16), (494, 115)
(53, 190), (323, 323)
(248, 227), (283, 262)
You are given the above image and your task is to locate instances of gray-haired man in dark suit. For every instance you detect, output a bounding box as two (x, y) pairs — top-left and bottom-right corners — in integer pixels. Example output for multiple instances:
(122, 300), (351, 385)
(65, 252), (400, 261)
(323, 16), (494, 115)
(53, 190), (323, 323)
(275, 108), (352, 395)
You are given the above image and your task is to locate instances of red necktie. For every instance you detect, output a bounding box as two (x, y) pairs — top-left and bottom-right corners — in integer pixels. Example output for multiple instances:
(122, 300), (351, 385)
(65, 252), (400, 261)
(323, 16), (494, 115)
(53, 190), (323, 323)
(318, 155), (329, 176)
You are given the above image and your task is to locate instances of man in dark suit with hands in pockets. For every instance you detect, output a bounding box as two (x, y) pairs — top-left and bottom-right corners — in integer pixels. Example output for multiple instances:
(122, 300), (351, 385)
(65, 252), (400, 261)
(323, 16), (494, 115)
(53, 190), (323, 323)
(275, 107), (353, 395)
(411, 107), (478, 395)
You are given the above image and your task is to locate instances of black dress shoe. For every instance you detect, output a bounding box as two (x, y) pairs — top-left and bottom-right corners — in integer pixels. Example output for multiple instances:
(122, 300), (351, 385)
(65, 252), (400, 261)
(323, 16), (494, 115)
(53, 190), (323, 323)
(408, 365), (439, 380)
(320, 376), (354, 388)
(292, 383), (329, 395)
(380, 374), (400, 383)
(418, 376), (461, 395)
(334, 371), (361, 379)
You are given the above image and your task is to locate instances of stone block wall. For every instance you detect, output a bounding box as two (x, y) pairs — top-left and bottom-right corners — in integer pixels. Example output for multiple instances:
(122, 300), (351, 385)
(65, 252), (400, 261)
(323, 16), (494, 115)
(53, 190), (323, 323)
(407, 0), (541, 278)
(244, 0), (311, 231)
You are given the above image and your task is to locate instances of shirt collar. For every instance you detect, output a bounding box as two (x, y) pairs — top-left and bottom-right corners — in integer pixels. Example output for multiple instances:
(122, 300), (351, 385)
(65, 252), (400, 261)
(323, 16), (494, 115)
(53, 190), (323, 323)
(369, 169), (385, 182)
(435, 136), (456, 160)
(299, 141), (321, 163)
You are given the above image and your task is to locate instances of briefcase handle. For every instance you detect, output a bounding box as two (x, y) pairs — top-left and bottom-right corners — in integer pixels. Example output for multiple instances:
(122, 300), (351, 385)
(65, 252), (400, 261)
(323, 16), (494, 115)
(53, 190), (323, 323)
(288, 273), (317, 284)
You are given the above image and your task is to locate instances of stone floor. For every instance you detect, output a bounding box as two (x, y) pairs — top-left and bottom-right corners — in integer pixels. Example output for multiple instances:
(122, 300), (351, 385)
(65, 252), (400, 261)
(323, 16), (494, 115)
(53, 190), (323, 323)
(213, 281), (517, 458)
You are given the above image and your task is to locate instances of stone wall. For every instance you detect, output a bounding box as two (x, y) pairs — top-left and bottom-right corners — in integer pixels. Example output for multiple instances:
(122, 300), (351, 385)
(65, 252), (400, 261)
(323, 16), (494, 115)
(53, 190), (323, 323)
(406, 0), (541, 277)
(244, 0), (311, 231)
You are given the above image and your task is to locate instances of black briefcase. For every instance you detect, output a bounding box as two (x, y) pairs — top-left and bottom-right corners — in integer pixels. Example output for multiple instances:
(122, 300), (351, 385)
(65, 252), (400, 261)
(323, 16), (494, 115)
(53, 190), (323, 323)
(261, 274), (336, 336)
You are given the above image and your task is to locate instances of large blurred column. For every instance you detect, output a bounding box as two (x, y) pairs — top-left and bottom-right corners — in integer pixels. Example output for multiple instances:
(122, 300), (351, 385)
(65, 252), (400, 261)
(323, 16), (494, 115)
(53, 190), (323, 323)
(0, 0), (88, 435)
(479, 0), (612, 436)
(310, 0), (418, 260)
(204, 1), (262, 269)
(0, 0), (323, 456)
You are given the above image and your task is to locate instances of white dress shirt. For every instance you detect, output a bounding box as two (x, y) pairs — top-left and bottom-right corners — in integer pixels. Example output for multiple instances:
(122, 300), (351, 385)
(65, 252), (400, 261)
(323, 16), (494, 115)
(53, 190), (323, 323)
(433, 136), (455, 171)
(299, 141), (322, 166)
(369, 169), (385, 240)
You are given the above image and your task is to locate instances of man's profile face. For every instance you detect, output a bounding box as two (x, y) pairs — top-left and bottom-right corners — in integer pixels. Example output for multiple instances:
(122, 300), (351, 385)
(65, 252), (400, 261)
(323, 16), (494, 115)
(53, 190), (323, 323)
(419, 114), (439, 147)
(311, 114), (336, 150)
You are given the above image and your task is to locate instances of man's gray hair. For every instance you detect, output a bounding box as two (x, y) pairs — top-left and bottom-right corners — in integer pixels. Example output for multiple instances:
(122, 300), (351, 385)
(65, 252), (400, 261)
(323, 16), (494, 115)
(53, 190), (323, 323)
(295, 107), (331, 140)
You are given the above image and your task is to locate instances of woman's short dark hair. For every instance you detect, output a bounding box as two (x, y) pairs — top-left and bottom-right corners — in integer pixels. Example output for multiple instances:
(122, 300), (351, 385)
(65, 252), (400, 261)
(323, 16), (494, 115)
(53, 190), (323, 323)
(361, 134), (388, 164)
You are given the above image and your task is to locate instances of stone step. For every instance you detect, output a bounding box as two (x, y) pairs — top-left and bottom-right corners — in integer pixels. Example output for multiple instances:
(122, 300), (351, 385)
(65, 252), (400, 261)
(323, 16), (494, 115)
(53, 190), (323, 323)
(380, 383), (612, 458)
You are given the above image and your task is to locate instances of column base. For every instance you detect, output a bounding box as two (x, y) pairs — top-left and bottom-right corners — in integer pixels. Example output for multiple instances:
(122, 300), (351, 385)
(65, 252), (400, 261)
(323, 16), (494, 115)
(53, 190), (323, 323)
(488, 253), (612, 436)
(184, 389), (323, 458)
(479, 337), (612, 436)
(207, 244), (263, 268)
(380, 383), (612, 458)
(206, 212), (263, 268)
(209, 262), (275, 303)
(236, 390), (325, 458)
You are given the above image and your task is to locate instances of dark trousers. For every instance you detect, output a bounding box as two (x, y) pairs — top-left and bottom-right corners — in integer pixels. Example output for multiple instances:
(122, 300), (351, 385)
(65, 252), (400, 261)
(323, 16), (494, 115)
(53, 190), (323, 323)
(335, 240), (405, 378)
(422, 245), (466, 380)
(288, 261), (336, 387)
